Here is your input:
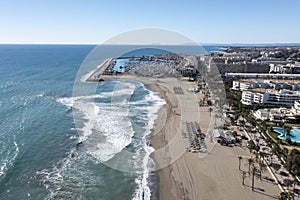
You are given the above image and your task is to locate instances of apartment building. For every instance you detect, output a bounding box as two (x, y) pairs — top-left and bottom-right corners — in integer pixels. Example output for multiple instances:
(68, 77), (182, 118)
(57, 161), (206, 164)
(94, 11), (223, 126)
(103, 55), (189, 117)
(241, 89), (300, 106)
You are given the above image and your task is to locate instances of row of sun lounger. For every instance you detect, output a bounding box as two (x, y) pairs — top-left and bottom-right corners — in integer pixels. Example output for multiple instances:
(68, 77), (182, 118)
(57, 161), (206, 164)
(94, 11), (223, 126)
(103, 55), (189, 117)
(182, 121), (207, 153)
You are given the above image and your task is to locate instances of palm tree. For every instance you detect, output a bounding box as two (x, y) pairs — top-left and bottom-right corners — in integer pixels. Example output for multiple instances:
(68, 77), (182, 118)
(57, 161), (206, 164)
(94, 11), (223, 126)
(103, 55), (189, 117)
(241, 171), (247, 185)
(258, 160), (267, 180)
(279, 192), (290, 200)
(247, 141), (255, 153)
(283, 179), (293, 191)
(261, 121), (267, 131)
(238, 156), (243, 171)
(251, 165), (258, 191)
(208, 107), (213, 116)
(292, 178), (298, 192)
(239, 119), (245, 127)
(254, 145), (260, 153)
(279, 191), (294, 200)
(259, 151), (267, 160)
(270, 146), (279, 165)
(283, 125), (292, 140)
(248, 158), (254, 173)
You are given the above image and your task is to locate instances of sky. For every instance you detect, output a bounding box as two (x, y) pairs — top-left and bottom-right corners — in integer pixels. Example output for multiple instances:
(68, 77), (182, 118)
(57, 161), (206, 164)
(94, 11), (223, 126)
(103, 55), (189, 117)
(0, 0), (300, 44)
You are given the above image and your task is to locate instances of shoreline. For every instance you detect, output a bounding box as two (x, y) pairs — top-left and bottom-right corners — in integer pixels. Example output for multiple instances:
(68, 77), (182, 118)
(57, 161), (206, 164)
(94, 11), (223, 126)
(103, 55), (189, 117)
(99, 75), (179, 200)
(149, 81), (179, 200)
(85, 73), (281, 200)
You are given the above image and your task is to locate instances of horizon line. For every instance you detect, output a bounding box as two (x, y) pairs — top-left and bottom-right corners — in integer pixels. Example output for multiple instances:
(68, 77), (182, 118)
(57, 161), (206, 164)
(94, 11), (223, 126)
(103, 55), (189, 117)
(1, 43), (300, 46)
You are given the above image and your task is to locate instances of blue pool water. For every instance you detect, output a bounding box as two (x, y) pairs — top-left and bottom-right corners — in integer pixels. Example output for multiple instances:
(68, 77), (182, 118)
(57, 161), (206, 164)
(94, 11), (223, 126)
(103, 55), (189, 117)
(273, 127), (300, 142)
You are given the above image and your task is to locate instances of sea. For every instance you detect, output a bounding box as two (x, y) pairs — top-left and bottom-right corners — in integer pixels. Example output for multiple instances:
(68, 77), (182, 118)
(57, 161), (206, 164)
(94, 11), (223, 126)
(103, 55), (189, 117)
(0, 44), (222, 200)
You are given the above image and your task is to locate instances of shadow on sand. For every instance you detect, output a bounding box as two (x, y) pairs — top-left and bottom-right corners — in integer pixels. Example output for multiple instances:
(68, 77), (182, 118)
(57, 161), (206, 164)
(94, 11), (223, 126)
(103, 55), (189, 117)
(243, 184), (277, 199)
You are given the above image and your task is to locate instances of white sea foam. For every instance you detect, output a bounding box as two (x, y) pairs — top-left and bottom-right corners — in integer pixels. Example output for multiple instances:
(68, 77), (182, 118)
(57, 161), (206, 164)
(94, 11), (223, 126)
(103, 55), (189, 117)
(57, 94), (104, 108)
(0, 136), (19, 178)
(133, 87), (166, 200)
(37, 150), (103, 199)
(57, 80), (166, 200)
(57, 81), (137, 162)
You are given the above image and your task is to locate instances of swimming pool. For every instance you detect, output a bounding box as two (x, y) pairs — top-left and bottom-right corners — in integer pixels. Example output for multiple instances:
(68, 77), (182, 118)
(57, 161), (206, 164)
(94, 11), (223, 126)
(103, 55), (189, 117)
(273, 127), (300, 143)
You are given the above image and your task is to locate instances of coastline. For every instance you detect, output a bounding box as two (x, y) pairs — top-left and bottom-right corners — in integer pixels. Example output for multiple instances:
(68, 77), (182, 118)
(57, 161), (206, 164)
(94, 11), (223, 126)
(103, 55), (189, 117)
(149, 81), (180, 200)
(99, 75), (180, 199)
(86, 71), (281, 200)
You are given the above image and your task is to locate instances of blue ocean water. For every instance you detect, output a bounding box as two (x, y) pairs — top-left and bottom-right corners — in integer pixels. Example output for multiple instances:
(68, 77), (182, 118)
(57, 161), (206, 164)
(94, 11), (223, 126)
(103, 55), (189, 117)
(0, 44), (222, 200)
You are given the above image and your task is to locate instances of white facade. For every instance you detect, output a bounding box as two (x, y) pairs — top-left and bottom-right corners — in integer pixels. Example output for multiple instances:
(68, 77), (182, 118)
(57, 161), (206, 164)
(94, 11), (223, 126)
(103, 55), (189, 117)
(269, 64), (300, 74)
(265, 90), (300, 106)
(233, 80), (300, 91)
(291, 100), (300, 115)
(241, 89), (300, 106)
(225, 73), (300, 78)
(241, 90), (265, 105)
(254, 108), (293, 121)
(233, 80), (260, 90)
(253, 109), (270, 120)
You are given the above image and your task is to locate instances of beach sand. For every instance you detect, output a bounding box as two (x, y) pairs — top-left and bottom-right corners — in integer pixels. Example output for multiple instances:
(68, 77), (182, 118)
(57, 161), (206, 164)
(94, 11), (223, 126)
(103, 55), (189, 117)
(100, 75), (281, 200)
(150, 78), (281, 200)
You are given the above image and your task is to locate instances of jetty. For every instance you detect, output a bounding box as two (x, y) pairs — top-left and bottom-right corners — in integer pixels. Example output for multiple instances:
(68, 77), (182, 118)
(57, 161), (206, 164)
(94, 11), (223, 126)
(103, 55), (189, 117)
(85, 58), (114, 82)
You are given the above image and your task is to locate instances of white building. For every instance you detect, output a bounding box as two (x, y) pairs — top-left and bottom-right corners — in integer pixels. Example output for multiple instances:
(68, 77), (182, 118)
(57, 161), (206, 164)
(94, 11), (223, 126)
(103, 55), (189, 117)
(254, 108), (293, 121)
(241, 88), (266, 105)
(232, 80), (271, 90)
(241, 89), (300, 107)
(233, 79), (300, 91)
(269, 63), (300, 74)
(265, 90), (300, 106)
(253, 109), (270, 120)
(225, 73), (300, 79)
(213, 129), (236, 144)
(233, 80), (256, 90)
(291, 100), (300, 115)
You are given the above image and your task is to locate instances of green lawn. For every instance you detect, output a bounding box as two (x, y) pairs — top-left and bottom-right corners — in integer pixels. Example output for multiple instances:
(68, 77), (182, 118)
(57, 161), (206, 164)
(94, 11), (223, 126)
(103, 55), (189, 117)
(268, 129), (280, 140)
(285, 123), (300, 128)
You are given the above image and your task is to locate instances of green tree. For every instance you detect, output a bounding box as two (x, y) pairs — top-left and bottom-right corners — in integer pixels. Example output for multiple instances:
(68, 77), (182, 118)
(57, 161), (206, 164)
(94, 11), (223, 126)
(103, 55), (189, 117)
(247, 140), (256, 153)
(283, 125), (292, 140)
(270, 148), (278, 165)
(261, 121), (267, 131)
(239, 119), (245, 127)
(254, 144), (260, 153)
(279, 191), (293, 200)
(292, 178), (298, 192)
(258, 161), (267, 180)
(285, 149), (300, 176)
(259, 151), (267, 160)
(283, 179), (293, 191)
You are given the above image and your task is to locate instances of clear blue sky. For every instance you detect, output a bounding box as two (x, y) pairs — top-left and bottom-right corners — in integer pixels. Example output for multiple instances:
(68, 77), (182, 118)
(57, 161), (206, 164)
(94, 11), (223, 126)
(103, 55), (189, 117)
(1, 0), (300, 44)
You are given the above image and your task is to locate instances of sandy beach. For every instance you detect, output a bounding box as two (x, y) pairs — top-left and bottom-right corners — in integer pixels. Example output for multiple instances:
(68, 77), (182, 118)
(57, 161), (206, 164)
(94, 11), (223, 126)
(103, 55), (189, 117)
(150, 78), (281, 200)
(97, 73), (281, 200)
